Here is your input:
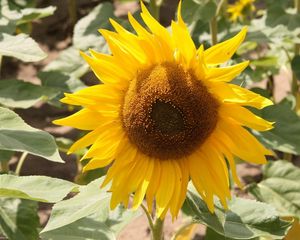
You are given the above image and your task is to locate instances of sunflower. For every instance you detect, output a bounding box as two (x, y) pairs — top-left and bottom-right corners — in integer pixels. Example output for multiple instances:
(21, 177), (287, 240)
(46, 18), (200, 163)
(227, 0), (256, 22)
(54, 1), (273, 219)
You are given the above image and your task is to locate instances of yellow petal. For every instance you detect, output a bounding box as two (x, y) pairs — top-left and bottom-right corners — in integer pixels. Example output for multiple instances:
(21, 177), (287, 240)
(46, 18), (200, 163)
(61, 84), (122, 105)
(220, 104), (274, 131)
(140, 1), (174, 61)
(109, 161), (137, 209)
(80, 51), (130, 88)
(53, 109), (102, 130)
(174, 159), (189, 217)
(229, 84), (274, 109)
(126, 18), (164, 64)
(83, 157), (114, 172)
(188, 153), (215, 213)
(62, 93), (120, 114)
(174, 223), (198, 240)
(99, 29), (147, 64)
(169, 161), (182, 218)
(146, 160), (161, 213)
(89, 49), (136, 78)
(128, 12), (150, 37)
(172, 1), (196, 66)
(132, 157), (154, 209)
(82, 127), (123, 160)
(211, 138), (243, 188)
(68, 121), (117, 153)
(205, 61), (249, 82)
(171, 20), (196, 67)
(125, 153), (150, 194)
(156, 160), (175, 217)
(102, 145), (137, 188)
(200, 143), (231, 200)
(204, 27), (247, 65)
(217, 119), (272, 164)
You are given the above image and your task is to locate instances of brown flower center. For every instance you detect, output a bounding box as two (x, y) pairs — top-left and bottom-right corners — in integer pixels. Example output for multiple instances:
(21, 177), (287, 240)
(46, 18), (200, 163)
(121, 62), (219, 160)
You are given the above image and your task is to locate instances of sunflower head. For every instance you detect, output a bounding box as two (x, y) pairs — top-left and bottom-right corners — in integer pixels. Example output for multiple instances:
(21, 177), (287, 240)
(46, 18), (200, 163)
(54, 1), (273, 219)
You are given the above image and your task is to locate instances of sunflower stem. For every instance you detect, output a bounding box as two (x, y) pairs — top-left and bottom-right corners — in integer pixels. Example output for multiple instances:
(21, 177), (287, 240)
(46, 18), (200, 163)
(141, 204), (155, 233)
(68, 0), (77, 27)
(0, 55), (2, 78)
(209, 16), (218, 45)
(152, 218), (164, 240)
(209, 0), (226, 45)
(15, 151), (28, 175)
(292, 0), (300, 104)
(149, 0), (160, 21)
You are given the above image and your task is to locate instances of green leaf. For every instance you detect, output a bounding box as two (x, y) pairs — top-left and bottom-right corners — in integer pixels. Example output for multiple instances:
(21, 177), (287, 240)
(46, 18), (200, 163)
(0, 198), (39, 240)
(105, 205), (141, 234)
(292, 55), (300, 80)
(248, 160), (300, 219)
(55, 137), (74, 153)
(252, 100), (300, 155)
(0, 79), (57, 109)
(0, 107), (63, 162)
(76, 159), (106, 185)
(0, 33), (46, 62)
(266, 4), (300, 31)
(0, 150), (14, 163)
(0, 1), (55, 34)
(183, 184), (291, 239)
(41, 177), (110, 233)
(204, 227), (253, 240)
(0, 7), (17, 35)
(236, 41), (258, 55)
(246, 30), (271, 44)
(40, 214), (115, 240)
(73, 2), (113, 51)
(17, 6), (56, 25)
(0, 0), (22, 21)
(38, 70), (86, 106)
(40, 205), (141, 240)
(181, 0), (216, 25)
(38, 71), (85, 93)
(251, 56), (278, 68)
(0, 174), (78, 202)
(266, 5), (289, 28)
(43, 47), (89, 78)
(41, 177), (142, 238)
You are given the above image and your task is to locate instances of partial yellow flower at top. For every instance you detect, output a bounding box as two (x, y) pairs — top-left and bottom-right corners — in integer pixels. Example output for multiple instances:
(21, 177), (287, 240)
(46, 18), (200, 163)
(227, 0), (256, 22)
(54, 1), (273, 219)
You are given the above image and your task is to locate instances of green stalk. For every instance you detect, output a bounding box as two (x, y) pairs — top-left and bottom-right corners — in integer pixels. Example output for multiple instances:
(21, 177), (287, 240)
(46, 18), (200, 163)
(0, 55), (2, 78)
(292, 0), (300, 102)
(15, 152), (28, 175)
(210, 0), (226, 45)
(140, 204), (164, 240)
(152, 218), (164, 240)
(209, 16), (218, 45)
(149, 0), (161, 21)
(141, 204), (155, 233)
(68, 0), (77, 27)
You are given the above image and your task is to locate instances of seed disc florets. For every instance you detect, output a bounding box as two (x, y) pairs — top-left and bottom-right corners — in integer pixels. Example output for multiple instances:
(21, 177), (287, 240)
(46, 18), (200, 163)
(121, 62), (219, 160)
